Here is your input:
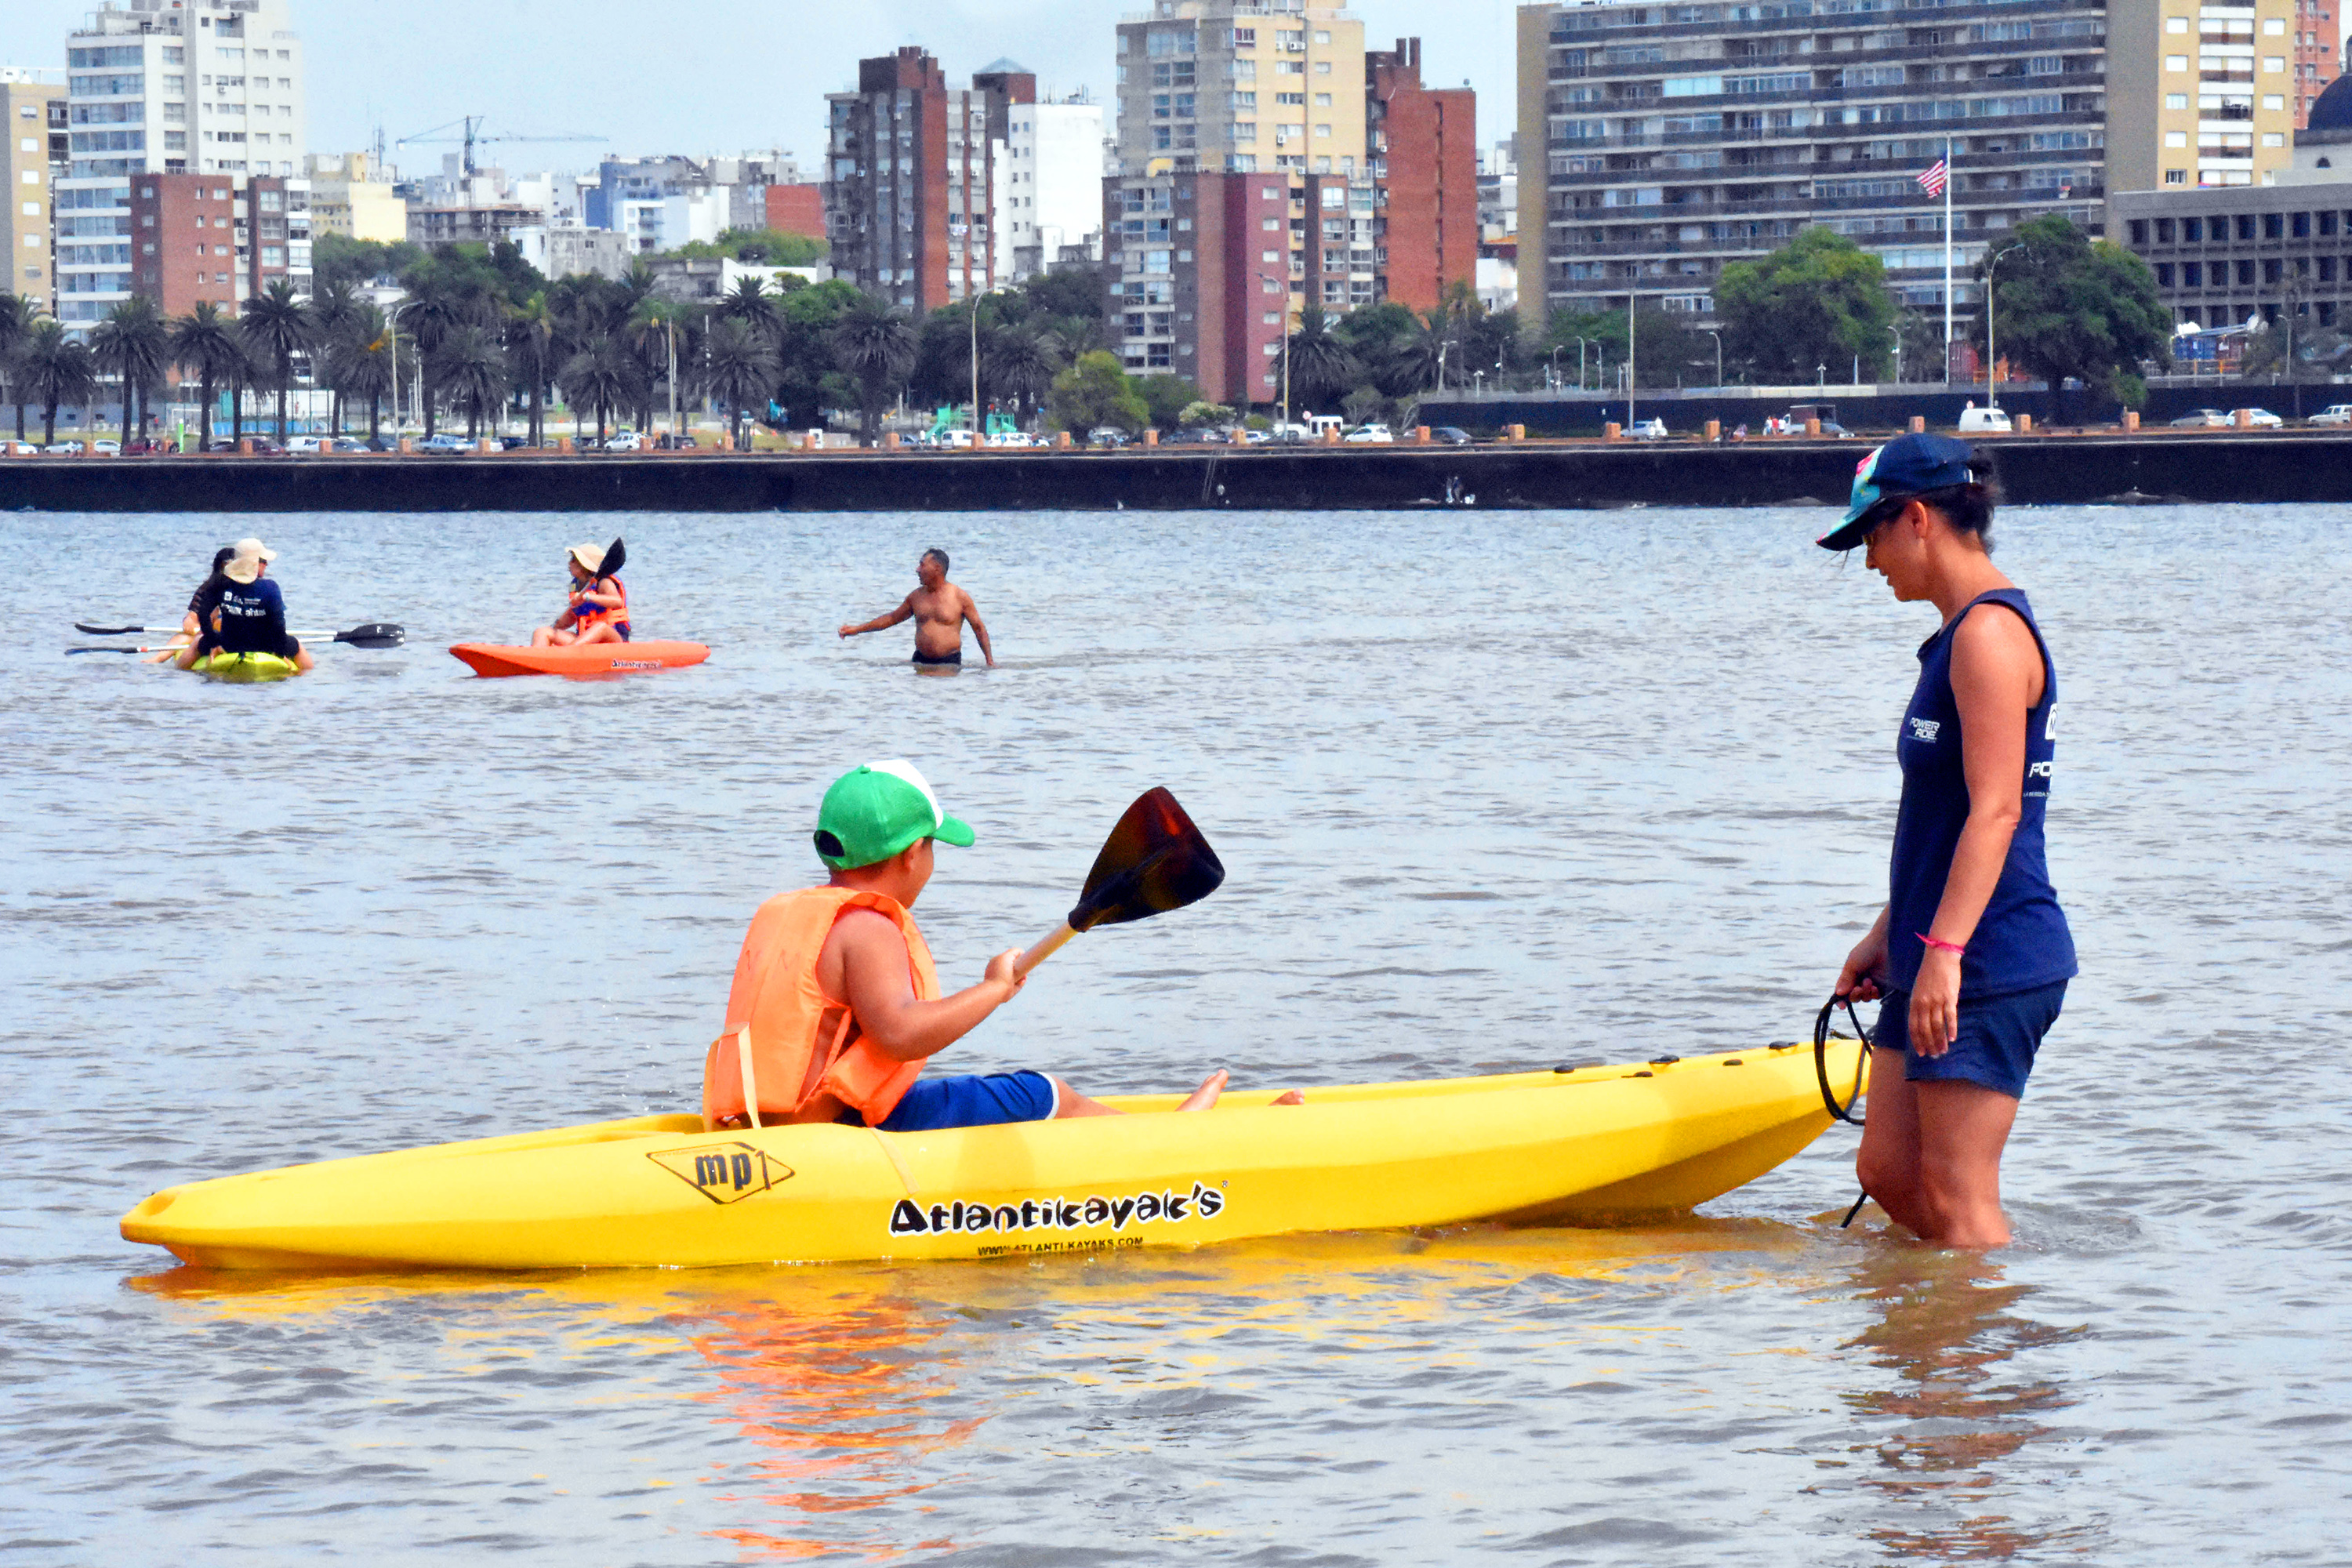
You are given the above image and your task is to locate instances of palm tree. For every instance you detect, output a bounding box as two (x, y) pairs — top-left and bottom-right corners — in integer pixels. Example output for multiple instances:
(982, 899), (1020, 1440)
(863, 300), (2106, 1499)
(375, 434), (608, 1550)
(326, 304), (399, 441)
(505, 291), (559, 448)
(1377, 310), (1450, 399)
(427, 322), (510, 441)
(170, 300), (242, 450)
(90, 296), (172, 445)
(560, 332), (642, 445)
(700, 316), (781, 448)
(826, 295), (917, 446)
(719, 275), (781, 340)
(401, 277), (492, 439)
(982, 322), (1065, 423)
(1285, 306), (1360, 414)
(0, 292), (45, 441)
(19, 320), (96, 446)
(310, 279), (364, 434)
(239, 278), (315, 440)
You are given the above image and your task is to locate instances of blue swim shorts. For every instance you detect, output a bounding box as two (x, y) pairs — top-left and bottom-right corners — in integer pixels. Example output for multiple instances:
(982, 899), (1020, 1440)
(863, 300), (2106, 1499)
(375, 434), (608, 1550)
(876, 1070), (1059, 1132)
(1877, 979), (2067, 1101)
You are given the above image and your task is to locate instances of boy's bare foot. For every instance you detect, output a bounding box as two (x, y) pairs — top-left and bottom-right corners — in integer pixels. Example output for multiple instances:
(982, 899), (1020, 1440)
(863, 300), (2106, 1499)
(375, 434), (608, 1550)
(1177, 1069), (1228, 1112)
(1272, 1089), (1305, 1105)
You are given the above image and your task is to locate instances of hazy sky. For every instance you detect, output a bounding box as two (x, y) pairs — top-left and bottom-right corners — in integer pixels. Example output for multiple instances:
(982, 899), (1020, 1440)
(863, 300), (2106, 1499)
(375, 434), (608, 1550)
(24, 0), (1520, 177)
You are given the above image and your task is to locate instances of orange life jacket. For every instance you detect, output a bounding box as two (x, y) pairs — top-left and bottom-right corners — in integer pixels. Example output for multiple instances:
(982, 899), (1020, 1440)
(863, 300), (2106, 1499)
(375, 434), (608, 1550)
(574, 575), (627, 630)
(700, 885), (935, 1130)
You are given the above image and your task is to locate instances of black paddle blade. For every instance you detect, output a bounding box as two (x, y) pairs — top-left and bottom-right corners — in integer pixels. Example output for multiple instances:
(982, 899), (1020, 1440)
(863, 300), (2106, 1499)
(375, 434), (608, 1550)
(1067, 787), (1225, 933)
(332, 622), (406, 648)
(75, 622), (147, 636)
(599, 538), (626, 579)
(67, 645), (146, 655)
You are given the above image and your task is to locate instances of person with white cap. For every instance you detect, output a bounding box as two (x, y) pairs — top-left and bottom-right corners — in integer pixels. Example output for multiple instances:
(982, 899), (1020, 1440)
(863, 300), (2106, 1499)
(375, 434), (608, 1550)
(530, 543), (630, 650)
(174, 537), (313, 673)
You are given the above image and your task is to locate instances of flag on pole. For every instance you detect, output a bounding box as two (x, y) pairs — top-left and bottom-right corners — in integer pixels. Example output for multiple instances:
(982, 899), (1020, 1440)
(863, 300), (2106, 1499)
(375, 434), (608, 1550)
(1916, 159), (1949, 198)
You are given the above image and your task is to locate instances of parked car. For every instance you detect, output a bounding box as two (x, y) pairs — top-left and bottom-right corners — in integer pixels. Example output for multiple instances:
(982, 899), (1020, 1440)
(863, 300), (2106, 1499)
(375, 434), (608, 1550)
(601, 430), (644, 452)
(285, 436), (322, 453)
(1170, 426), (1225, 445)
(1343, 423), (1394, 445)
(44, 440), (85, 455)
(653, 433), (700, 450)
(89, 438), (121, 456)
(1087, 427), (1132, 448)
(983, 430), (1035, 448)
(121, 436), (170, 455)
(2232, 407), (2284, 428)
(1, 439), (38, 456)
(1627, 417), (1669, 441)
(1431, 426), (1475, 446)
(416, 433), (470, 454)
(2307, 405), (2352, 426)
(1956, 405), (2013, 434)
(2170, 408), (2231, 428)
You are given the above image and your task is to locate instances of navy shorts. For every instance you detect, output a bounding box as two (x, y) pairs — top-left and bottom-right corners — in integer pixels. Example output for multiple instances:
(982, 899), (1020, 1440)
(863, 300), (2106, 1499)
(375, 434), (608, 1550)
(877, 1071), (1058, 1132)
(1878, 979), (2067, 1101)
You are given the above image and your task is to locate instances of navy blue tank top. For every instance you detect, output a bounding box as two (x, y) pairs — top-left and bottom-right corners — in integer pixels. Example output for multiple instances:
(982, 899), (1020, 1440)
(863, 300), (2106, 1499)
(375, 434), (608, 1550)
(1886, 588), (2077, 996)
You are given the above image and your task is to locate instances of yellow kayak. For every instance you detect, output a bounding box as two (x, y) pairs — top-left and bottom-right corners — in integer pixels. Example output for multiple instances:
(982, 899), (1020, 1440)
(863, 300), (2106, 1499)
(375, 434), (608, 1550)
(120, 1040), (1867, 1272)
(184, 650), (300, 682)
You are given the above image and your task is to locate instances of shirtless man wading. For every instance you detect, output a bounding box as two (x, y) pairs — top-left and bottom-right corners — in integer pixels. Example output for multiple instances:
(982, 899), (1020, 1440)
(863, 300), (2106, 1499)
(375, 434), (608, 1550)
(838, 548), (996, 668)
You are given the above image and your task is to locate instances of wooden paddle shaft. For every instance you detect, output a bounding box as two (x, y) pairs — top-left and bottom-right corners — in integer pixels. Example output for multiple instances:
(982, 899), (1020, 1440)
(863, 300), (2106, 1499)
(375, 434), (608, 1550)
(1015, 922), (1076, 978)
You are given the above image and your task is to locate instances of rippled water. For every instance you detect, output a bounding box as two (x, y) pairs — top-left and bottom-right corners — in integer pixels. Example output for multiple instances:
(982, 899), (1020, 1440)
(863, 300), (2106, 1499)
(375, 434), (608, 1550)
(4, 503), (2347, 1563)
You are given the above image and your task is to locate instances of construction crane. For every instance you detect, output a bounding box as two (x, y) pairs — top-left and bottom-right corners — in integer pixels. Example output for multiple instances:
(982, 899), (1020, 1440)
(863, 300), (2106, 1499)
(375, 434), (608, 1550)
(396, 115), (604, 180)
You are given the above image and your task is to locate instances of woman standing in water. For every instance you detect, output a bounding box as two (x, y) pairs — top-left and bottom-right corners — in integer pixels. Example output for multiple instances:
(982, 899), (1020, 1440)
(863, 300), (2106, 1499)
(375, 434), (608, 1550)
(1820, 434), (2076, 1249)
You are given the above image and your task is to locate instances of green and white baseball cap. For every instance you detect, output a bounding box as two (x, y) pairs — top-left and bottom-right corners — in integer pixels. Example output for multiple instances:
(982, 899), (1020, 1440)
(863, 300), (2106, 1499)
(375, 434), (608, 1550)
(813, 760), (975, 870)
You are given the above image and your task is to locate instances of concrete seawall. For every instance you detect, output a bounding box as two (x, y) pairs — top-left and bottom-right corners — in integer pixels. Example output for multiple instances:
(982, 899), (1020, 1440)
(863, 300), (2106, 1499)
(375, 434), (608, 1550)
(4, 433), (2348, 513)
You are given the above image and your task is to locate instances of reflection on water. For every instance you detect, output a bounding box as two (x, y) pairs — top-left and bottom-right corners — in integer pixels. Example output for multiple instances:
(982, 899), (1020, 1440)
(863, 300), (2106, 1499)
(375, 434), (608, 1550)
(13, 503), (2352, 1562)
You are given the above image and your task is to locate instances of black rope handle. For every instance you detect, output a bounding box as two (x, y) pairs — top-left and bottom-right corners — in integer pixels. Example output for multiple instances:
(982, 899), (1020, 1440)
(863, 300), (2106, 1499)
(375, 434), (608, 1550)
(1813, 994), (1871, 1127)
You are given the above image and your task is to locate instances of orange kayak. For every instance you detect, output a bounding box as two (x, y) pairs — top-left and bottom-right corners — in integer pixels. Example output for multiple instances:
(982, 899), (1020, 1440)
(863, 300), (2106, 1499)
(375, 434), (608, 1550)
(449, 640), (710, 678)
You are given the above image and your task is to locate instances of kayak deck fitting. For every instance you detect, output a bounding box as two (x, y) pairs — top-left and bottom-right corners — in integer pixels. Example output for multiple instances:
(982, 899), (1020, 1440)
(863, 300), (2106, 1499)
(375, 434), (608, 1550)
(448, 641), (710, 678)
(119, 1040), (1867, 1272)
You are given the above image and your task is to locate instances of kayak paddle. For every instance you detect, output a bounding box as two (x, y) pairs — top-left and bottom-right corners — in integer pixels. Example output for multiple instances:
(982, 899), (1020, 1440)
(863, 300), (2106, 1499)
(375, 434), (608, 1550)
(76, 621), (405, 646)
(67, 622), (405, 655)
(1014, 787), (1226, 978)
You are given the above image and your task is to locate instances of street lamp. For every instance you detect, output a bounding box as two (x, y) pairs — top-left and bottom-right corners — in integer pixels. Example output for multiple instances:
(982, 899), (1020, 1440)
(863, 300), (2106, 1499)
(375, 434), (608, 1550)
(1574, 336), (1592, 390)
(1703, 328), (1723, 388)
(1549, 344), (1563, 391)
(1258, 270), (1293, 433)
(1473, 368), (1486, 397)
(1985, 242), (2026, 411)
(970, 290), (985, 442)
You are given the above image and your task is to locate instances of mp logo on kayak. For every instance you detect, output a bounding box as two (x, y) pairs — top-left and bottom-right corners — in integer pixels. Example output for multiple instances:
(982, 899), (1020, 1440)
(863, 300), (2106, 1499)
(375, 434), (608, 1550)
(647, 1142), (793, 1204)
(890, 1181), (1226, 1238)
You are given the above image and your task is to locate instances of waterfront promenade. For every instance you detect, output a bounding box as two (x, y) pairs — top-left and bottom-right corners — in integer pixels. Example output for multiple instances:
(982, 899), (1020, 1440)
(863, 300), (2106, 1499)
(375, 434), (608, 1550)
(5, 429), (2348, 511)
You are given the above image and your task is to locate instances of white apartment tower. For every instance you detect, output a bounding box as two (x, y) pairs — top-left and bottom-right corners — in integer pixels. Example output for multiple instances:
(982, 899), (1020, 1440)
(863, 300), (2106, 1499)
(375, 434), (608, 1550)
(57, 0), (307, 322)
(1000, 95), (1107, 281)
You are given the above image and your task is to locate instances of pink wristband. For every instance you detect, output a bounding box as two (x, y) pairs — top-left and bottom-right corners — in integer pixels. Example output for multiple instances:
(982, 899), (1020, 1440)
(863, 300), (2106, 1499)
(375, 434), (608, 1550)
(1917, 932), (1967, 956)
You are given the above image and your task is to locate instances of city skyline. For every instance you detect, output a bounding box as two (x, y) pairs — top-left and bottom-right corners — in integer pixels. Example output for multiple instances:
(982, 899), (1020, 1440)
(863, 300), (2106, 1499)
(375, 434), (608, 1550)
(17, 0), (1519, 176)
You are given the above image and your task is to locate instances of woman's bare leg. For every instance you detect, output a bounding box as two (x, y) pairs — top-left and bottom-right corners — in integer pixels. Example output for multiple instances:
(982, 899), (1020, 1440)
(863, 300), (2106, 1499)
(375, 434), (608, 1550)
(1855, 1047), (1930, 1236)
(1047, 1070), (1230, 1118)
(1912, 1080), (2020, 1248)
(572, 621), (623, 646)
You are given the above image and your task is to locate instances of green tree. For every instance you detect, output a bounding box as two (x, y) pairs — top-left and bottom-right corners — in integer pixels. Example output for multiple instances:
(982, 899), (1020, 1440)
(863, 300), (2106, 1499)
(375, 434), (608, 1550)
(1045, 350), (1147, 434)
(0, 291), (42, 440)
(982, 321), (1065, 422)
(701, 315), (782, 447)
(90, 296), (170, 442)
(20, 320), (95, 445)
(505, 290), (559, 447)
(826, 294), (918, 445)
(560, 332), (645, 445)
(1544, 306), (1704, 390)
(772, 278), (866, 429)
(1284, 306), (1359, 413)
(312, 234), (426, 292)
(427, 322), (510, 440)
(1983, 212), (2172, 419)
(1715, 227), (1896, 383)
(325, 304), (403, 441)
(1136, 373), (1202, 432)
(238, 278), (315, 439)
(1020, 268), (1107, 323)
(170, 300), (243, 449)
(1179, 400), (1236, 427)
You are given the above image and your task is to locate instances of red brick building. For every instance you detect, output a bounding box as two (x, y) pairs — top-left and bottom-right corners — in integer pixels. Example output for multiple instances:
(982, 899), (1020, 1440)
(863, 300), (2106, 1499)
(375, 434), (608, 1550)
(129, 172), (239, 316)
(2295, 0), (2341, 129)
(764, 183), (826, 241)
(1367, 38), (1476, 316)
(824, 49), (1031, 311)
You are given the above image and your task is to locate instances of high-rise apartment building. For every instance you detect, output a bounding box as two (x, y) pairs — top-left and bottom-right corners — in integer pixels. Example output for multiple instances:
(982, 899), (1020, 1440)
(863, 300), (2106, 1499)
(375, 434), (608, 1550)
(1519, 0), (2296, 332)
(1000, 96), (1108, 279)
(304, 151), (405, 242)
(2, 67), (67, 307)
(824, 49), (1030, 310)
(127, 171), (238, 315)
(56, 0), (307, 323)
(2292, 0), (2339, 125)
(1105, 2), (1475, 408)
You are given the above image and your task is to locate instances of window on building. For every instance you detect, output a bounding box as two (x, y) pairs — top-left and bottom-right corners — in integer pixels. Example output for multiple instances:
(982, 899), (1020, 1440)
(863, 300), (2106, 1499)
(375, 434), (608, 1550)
(2156, 262), (2174, 285)
(2183, 260), (2201, 285)
(2295, 211), (2312, 236)
(2165, 169), (2187, 184)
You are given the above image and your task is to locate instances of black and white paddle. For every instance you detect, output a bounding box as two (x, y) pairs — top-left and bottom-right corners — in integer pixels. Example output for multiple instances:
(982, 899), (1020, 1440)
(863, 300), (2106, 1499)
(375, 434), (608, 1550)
(68, 621), (407, 654)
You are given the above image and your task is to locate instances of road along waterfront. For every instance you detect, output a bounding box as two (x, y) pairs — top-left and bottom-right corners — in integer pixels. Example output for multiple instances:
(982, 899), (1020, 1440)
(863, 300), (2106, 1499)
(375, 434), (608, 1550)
(4, 503), (2346, 1562)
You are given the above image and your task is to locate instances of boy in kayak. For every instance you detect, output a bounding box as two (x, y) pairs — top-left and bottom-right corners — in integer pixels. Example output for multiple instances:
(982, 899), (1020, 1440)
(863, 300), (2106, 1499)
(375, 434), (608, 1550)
(837, 549), (996, 667)
(174, 537), (314, 673)
(532, 543), (629, 648)
(703, 760), (1235, 1133)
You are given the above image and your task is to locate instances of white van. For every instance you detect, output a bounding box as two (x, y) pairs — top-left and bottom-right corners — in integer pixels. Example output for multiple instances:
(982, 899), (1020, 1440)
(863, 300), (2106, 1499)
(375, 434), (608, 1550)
(1957, 405), (2013, 434)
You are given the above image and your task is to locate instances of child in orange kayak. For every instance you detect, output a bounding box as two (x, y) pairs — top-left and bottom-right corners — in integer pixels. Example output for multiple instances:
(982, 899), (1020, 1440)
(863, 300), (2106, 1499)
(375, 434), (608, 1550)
(532, 543), (629, 648)
(703, 760), (1248, 1134)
